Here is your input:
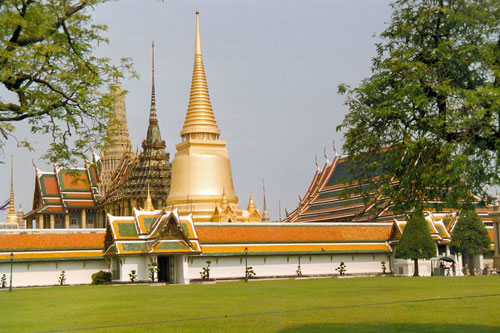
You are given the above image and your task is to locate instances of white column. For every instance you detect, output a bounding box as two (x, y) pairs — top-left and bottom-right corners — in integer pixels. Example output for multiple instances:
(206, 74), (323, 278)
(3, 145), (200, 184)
(81, 209), (86, 229)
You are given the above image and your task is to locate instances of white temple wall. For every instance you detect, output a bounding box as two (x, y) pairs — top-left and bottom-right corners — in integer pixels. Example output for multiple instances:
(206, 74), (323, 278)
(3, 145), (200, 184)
(0, 259), (108, 287)
(175, 255), (189, 284)
(119, 256), (149, 282)
(185, 253), (391, 282)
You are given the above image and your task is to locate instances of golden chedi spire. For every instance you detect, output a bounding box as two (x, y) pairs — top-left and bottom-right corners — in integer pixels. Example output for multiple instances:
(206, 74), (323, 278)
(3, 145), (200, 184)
(180, 11), (220, 140)
(6, 157), (18, 224)
(166, 12), (258, 222)
(144, 185), (155, 211)
(247, 191), (256, 214)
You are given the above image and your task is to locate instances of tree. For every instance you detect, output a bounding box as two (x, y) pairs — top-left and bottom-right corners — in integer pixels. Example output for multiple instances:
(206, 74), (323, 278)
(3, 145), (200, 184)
(395, 210), (436, 276)
(337, 0), (500, 214)
(0, 0), (134, 165)
(450, 209), (491, 275)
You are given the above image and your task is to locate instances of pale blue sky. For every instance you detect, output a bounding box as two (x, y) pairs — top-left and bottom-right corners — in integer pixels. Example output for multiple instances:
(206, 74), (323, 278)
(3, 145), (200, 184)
(1, 0), (393, 221)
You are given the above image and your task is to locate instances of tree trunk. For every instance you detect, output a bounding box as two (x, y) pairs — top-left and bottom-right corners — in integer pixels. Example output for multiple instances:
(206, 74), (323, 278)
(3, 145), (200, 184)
(413, 258), (419, 276)
(468, 253), (475, 276)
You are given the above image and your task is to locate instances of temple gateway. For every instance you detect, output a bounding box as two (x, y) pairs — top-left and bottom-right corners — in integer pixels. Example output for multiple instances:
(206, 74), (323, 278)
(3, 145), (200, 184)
(0, 12), (497, 287)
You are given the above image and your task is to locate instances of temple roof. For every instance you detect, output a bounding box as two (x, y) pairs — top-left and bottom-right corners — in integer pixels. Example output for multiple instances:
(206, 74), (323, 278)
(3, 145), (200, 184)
(0, 231), (104, 262)
(24, 161), (101, 218)
(104, 209), (200, 256)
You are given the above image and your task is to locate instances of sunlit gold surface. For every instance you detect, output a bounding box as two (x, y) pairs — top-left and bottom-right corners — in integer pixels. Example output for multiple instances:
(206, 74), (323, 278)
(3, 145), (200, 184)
(166, 12), (260, 223)
(6, 158), (18, 223)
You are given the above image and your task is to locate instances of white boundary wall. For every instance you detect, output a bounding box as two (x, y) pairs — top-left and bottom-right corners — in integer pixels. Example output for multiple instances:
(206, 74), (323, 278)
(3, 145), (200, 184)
(183, 253), (392, 282)
(0, 259), (108, 287)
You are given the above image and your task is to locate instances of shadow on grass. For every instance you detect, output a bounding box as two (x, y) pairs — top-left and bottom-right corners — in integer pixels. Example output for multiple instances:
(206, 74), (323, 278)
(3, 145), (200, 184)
(278, 323), (499, 332)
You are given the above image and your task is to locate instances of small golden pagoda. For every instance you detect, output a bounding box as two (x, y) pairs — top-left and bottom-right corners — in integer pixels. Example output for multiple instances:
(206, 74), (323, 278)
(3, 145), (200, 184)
(166, 12), (261, 222)
(6, 157), (18, 224)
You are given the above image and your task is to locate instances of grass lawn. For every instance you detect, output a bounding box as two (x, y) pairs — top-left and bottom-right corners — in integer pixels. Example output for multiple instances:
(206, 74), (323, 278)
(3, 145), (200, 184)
(1, 276), (500, 332)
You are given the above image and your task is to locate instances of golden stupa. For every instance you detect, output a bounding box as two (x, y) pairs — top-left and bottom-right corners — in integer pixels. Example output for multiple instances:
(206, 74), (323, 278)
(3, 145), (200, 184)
(166, 12), (261, 222)
(6, 157), (18, 224)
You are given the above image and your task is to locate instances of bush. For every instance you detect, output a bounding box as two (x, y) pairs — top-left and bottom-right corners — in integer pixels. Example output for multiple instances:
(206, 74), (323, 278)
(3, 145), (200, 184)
(58, 271), (66, 286)
(92, 270), (112, 285)
(129, 270), (137, 282)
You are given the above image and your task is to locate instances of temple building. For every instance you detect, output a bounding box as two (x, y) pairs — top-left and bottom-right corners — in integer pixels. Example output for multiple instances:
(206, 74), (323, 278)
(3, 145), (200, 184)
(166, 12), (261, 222)
(100, 43), (172, 216)
(3, 12), (499, 287)
(285, 152), (496, 275)
(23, 161), (104, 229)
(98, 83), (135, 197)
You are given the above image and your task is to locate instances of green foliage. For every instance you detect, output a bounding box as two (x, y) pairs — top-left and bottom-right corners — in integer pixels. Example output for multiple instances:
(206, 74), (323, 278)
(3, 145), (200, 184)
(200, 260), (211, 280)
(148, 261), (158, 282)
(335, 262), (347, 276)
(91, 270), (112, 285)
(450, 209), (491, 256)
(58, 271), (66, 286)
(337, 0), (500, 213)
(129, 270), (137, 282)
(0, 0), (136, 165)
(1, 273), (6, 288)
(395, 211), (436, 270)
(381, 261), (387, 274)
(245, 266), (256, 279)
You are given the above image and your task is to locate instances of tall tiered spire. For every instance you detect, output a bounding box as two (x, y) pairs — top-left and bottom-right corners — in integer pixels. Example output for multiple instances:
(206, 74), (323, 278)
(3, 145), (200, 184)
(98, 79), (135, 196)
(6, 156), (18, 223)
(262, 179), (270, 222)
(180, 11), (220, 140)
(149, 41), (158, 125)
(144, 41), (164, 149)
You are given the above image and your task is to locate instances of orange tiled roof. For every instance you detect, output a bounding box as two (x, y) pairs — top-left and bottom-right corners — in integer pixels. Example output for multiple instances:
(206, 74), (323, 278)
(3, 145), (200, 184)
(195, 223), (393, 243)
(42, 175), (59, 196)
(0, 233), (105, 251)
(60, 172), (90, 190)
(201, 243), (392, 255)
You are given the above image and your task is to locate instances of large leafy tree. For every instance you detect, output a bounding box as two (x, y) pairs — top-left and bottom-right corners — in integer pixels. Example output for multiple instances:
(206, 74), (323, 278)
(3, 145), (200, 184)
(337, 0), (500, 214)
(0, 0), (134, 165)
(395, 210), (436, 276)
(450, 209), (491, 275)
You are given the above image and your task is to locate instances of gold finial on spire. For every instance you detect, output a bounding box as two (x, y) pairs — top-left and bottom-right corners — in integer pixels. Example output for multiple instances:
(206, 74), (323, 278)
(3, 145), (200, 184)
(144, 184), (155, 211)
(7, 155), (18, 223)
(180, 11), (220, 139)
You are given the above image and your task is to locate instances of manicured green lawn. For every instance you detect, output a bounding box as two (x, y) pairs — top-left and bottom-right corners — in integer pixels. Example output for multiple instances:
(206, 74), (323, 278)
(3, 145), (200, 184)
(2, 276), (500, 332)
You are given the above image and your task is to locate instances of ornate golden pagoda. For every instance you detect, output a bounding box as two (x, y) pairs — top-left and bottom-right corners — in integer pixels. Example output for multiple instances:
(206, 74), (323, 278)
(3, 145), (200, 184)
(98, 82), (135, 196)
(101, 43), (171, 216)
(166, 12), (261, 222)
(6, 157), (18, 224)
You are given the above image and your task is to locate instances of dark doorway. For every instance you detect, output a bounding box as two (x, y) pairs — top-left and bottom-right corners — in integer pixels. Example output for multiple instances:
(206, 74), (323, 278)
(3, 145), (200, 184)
(157, 256), (171, 282)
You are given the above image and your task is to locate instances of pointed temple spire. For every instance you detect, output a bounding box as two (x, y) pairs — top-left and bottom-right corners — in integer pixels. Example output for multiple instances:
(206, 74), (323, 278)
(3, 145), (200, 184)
(144, 184), (155, 211)
(247, 191), (256, 214)
(144, 41), (164, 148)
(98, 80), (135, 196)
(262, 179), (270, 221)
(6, 156), (18, 223)
(180, 11), (220, 140)
(150, 41), (158, 125)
